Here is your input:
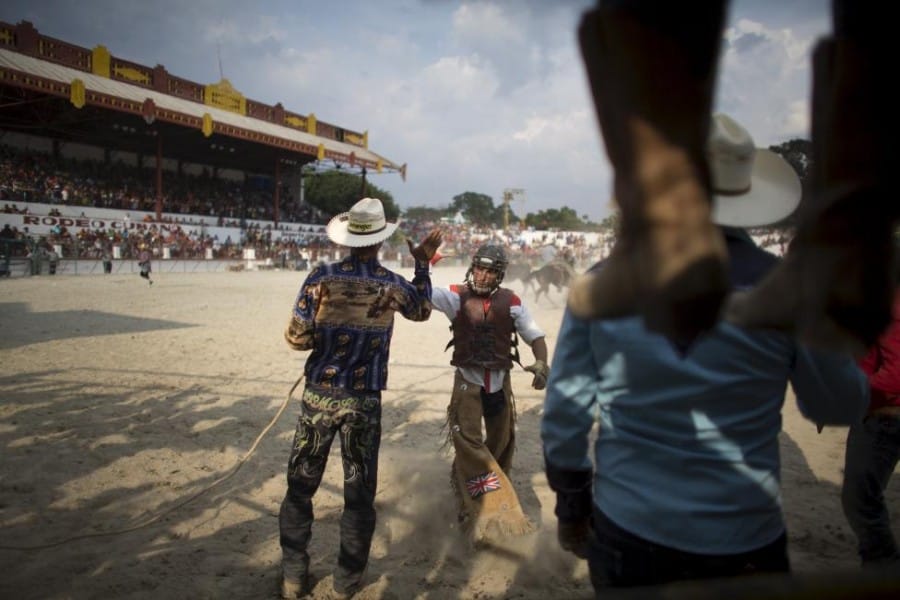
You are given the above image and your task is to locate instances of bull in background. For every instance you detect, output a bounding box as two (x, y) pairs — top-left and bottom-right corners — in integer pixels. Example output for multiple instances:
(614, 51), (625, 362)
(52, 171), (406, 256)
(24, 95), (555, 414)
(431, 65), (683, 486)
(525, 261), (576, 304)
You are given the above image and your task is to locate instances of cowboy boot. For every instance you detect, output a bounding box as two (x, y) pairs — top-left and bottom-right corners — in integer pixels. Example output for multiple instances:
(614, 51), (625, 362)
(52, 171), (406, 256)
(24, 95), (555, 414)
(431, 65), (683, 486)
(726, 36), (896, 354)
(568, 2), (729, 347)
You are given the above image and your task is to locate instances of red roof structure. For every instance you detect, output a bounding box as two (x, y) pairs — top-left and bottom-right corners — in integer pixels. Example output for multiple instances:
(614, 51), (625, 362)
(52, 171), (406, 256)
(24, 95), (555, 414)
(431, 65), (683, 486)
(0, 20), (406, 222)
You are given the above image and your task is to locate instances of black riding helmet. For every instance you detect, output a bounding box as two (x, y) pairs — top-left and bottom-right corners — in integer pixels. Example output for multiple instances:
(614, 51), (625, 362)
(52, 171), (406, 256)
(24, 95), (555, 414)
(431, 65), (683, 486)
(466, 243), (507, 293)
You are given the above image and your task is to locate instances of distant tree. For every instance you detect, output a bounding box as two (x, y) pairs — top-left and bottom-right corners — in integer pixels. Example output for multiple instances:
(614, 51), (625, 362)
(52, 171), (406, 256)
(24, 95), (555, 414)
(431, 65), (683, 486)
(598, 211), (620, 233)
(451, 192), (498, 227)
(524, 206), (586, 230)
(303, 171), (399, 219)
(768, 138), (812, 184)
(403, 205), (450, 222)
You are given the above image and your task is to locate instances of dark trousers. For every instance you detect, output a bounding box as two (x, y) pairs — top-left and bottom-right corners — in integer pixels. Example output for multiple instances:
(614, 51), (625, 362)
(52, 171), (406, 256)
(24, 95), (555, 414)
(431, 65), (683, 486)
(278, 384), (381, 586)
(841, 414), (900, 565)
(587, 508), (790, 590)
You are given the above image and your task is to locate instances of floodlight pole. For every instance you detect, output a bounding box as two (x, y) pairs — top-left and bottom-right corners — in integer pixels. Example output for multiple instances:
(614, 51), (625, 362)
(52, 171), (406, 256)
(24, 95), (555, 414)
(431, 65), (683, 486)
(502, 188), (525, 231)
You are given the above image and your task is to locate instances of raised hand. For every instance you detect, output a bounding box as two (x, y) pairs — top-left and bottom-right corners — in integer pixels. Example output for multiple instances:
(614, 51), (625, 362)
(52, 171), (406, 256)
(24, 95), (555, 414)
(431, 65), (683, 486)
(407, 228), (443, 263)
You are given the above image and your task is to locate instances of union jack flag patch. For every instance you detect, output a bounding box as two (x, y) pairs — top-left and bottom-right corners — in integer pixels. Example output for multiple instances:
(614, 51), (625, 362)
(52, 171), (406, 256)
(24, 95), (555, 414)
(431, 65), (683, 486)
(465, 471), (501, 498)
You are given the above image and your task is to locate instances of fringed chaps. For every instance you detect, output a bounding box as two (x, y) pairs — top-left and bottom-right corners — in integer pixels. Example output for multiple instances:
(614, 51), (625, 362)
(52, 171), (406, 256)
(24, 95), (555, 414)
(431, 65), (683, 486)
(446, 371), (534, 544)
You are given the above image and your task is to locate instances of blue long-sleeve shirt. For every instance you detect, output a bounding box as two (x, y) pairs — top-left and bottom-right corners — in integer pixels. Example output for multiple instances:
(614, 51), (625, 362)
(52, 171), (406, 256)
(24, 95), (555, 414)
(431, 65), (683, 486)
(285, 254), (432, 392)
(541, 229), (869, 554)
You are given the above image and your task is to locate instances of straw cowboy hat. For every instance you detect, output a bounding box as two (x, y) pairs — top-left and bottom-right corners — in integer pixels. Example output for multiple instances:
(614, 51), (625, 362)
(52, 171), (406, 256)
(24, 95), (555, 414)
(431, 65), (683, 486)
(708, 113), (802, 228)
(325, 197), (399, 247)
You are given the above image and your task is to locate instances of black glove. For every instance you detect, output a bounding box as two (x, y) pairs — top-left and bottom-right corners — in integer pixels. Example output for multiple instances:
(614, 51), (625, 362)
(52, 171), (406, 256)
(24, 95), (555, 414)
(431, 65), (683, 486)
(558, 518), (590, 559)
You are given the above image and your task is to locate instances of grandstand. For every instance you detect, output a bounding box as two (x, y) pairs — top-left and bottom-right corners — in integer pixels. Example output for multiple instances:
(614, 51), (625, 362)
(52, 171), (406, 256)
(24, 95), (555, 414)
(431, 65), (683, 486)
(0, 19), (406, 275)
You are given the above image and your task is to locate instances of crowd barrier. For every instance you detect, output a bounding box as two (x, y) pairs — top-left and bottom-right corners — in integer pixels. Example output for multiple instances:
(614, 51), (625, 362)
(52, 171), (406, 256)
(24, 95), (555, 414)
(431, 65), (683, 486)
(0, 258), (409, 278)
(4, 259), (260, 278)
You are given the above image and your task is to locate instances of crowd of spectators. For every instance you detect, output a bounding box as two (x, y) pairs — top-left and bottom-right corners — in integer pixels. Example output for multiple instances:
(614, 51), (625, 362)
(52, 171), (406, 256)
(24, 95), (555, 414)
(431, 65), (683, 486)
(0, 144), (325, 227)
(1, 214), (333, 265)
(1, 143), (610, 268)
(0, 143), (342, 264)
(399, 218), (604, 269)
(1, 142), (791, 272)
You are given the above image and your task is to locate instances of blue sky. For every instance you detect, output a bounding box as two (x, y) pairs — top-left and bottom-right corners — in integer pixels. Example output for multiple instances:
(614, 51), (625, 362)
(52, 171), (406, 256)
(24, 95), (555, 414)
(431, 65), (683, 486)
(0, 1), (831, 221)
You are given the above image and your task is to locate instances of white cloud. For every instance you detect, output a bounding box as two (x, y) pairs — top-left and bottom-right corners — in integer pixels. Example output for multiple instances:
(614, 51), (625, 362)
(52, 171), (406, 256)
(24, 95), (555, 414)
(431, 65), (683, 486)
(0, 0), (829, 221)
(717, 17), (821, 145)
(422, 54), (499, 104)
(202, 15), (287, 47)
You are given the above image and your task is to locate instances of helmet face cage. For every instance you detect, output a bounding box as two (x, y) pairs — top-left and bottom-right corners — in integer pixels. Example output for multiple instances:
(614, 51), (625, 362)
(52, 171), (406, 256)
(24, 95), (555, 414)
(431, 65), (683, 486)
(466, 244), (507, 292)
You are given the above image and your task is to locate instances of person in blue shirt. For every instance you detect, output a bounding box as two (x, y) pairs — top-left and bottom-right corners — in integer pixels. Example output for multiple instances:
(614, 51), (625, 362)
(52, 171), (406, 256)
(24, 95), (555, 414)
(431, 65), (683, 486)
(541, 114), (869, 589)
(279, 197), (441, 599)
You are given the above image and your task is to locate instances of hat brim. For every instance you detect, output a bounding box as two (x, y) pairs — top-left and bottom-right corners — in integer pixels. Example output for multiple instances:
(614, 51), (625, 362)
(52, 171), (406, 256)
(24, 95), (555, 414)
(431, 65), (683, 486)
(325, 213), (399, 247)
(712, 149), (802, 228)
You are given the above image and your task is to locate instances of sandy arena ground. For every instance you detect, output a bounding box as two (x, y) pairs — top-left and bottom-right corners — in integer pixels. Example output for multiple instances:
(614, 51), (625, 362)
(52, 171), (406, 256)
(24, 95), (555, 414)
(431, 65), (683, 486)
(0, 265), (896, 599)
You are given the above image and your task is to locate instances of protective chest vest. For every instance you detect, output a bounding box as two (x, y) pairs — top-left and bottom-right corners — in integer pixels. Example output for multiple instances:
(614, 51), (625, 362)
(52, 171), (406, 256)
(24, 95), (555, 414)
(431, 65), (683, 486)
(450, 287), (516, 370)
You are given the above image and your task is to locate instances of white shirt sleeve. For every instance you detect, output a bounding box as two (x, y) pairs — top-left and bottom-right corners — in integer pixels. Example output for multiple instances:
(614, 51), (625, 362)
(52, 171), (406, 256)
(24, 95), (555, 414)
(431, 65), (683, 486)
(430, 286), (460, 320)
(511, 300), (545, 345)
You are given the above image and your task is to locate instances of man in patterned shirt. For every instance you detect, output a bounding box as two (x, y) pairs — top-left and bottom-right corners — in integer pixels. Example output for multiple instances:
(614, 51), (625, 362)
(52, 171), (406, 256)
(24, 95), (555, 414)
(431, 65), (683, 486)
(279, 197), (442, 599)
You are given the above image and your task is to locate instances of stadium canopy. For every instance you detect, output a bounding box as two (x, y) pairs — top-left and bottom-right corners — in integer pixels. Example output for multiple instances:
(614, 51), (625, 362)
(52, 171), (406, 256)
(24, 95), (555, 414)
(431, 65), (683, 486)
(0, 20), (406, 221)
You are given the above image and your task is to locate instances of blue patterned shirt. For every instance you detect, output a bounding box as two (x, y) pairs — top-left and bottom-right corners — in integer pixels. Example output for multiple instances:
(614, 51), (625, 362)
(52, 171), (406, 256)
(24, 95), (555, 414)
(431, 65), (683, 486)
(285, 254), (432, 391)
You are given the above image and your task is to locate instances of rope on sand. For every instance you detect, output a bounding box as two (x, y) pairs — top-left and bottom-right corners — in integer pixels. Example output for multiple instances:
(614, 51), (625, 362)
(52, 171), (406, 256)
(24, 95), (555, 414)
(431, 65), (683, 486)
(0, 375), (305, 551)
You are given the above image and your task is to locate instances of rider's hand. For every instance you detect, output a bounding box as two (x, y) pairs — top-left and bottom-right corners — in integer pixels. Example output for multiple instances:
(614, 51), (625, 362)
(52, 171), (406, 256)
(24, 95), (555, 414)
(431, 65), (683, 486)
(524, 360), (549, 390)
(407, 228), (443, 263)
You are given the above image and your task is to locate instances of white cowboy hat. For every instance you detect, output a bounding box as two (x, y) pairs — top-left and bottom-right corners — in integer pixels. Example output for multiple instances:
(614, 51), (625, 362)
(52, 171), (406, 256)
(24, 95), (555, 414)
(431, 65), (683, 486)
(325, 197), (399, 247)
(708, 113), (802, 228)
